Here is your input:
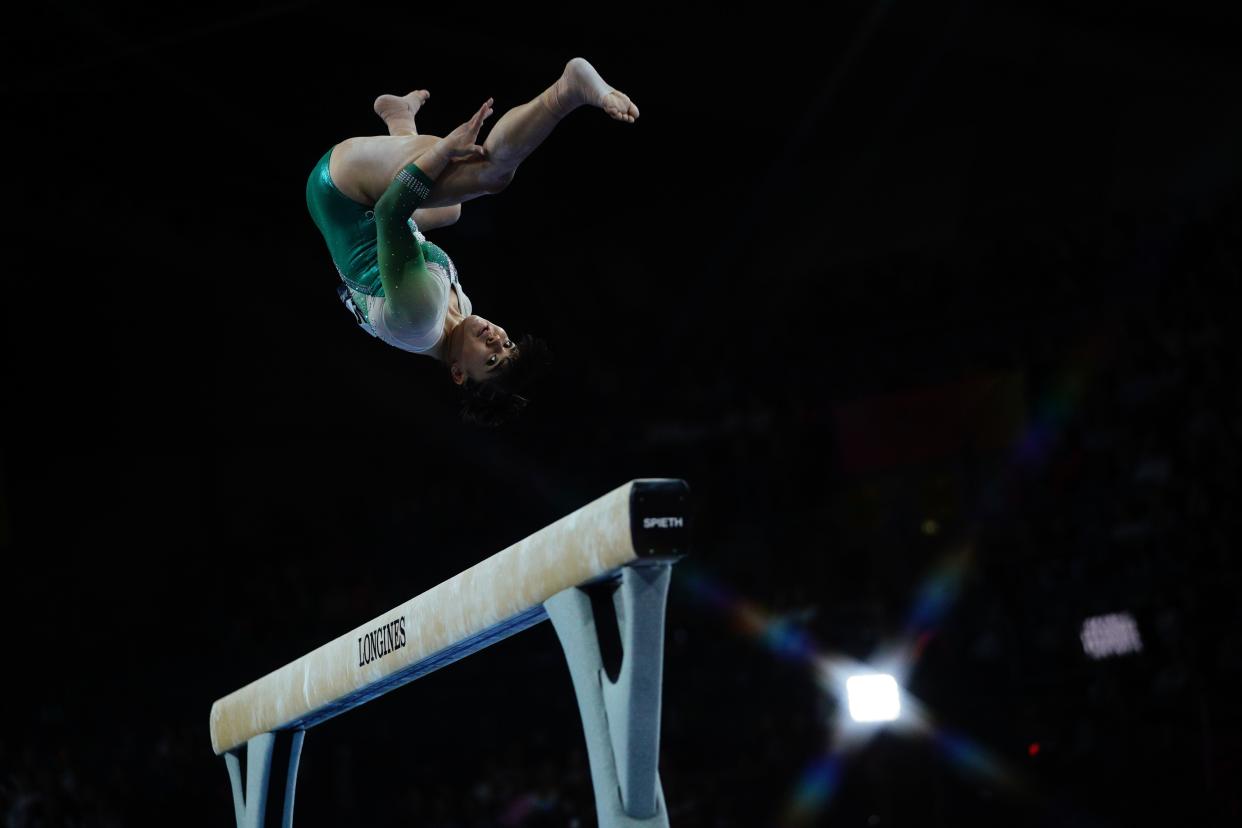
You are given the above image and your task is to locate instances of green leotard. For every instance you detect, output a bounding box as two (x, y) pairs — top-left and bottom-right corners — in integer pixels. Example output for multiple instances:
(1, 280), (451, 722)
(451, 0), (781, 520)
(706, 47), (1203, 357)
(305, 147), (457, 325)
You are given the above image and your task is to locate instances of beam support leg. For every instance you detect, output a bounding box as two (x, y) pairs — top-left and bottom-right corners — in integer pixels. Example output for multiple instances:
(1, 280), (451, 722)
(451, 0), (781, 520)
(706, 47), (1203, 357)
(546, 562), (674, 828)
(223, 730), (305, 828)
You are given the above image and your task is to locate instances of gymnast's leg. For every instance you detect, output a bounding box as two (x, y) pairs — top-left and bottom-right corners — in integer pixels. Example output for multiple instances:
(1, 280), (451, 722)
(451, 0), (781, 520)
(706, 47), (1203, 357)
(374, 89), (430, 136)
(430, 56), (639, 205)
(329, 57), (638, 209)
(372, 89), (462, 230)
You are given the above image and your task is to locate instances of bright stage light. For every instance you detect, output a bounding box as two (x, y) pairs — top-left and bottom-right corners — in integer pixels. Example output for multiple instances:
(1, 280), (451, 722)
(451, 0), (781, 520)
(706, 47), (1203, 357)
(846, 674), (901, 722)
(1080, 612), (1142, 659)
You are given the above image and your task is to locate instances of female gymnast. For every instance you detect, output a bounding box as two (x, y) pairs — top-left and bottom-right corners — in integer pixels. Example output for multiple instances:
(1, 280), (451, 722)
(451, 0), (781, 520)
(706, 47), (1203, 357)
(305, 57), (639, 426)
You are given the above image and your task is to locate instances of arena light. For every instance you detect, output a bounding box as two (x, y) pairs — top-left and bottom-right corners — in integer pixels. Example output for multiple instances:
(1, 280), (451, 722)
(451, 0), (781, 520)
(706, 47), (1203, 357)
(846, 673), (901, 722)
(1080, 612), (1143, 659)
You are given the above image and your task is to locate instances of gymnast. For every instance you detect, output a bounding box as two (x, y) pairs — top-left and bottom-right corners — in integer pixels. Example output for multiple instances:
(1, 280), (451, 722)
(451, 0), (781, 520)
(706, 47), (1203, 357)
(305, 57), (639, 426)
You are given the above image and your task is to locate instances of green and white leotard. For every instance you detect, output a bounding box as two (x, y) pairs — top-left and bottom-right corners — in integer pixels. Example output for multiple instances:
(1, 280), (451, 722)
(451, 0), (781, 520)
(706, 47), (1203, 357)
(305, 146), (472, 355)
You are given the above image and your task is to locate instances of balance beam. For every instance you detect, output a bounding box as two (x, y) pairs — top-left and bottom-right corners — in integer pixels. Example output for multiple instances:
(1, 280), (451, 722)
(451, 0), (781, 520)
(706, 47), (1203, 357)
(210, 478), (689, 828)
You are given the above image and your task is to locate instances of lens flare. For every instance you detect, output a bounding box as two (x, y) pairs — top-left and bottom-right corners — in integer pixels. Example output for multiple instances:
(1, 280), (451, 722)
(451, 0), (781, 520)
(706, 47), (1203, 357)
(679, 555), (1031, 823)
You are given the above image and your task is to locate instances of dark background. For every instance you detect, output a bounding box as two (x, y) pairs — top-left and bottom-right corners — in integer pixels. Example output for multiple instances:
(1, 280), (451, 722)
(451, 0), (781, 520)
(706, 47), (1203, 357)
(3, 1), (1241, 825)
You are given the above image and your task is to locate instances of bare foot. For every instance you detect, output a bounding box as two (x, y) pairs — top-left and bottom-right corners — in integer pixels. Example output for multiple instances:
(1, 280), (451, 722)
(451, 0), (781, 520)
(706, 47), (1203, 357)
(373, 90), (430, 135)
(545, 57), (639, 123)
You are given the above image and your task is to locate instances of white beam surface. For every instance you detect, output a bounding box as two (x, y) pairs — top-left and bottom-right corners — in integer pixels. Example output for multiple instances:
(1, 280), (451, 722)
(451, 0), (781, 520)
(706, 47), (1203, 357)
(211, 479), (666, 755)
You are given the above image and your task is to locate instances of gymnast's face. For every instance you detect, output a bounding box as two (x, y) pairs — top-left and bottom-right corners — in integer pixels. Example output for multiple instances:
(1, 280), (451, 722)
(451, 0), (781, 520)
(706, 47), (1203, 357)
(451, 315), (517, 384)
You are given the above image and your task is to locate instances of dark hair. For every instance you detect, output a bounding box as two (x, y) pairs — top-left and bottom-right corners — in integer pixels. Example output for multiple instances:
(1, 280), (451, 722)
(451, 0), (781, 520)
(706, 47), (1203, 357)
(458, 333), (553, 427)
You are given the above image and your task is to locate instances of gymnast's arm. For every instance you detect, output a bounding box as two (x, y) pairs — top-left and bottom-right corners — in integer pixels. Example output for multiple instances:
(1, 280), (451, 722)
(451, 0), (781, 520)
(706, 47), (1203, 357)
(374, 101), (490, 323)
(372, 144), (453, 325)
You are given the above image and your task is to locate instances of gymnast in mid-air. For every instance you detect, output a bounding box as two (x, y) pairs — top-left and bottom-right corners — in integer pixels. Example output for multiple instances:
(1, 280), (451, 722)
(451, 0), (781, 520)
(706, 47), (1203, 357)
(306, 57), (639, 426)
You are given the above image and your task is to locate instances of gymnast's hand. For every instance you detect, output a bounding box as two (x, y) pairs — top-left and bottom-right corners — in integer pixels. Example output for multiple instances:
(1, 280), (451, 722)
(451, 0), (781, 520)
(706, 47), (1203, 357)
(436, 98), (494, 162)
